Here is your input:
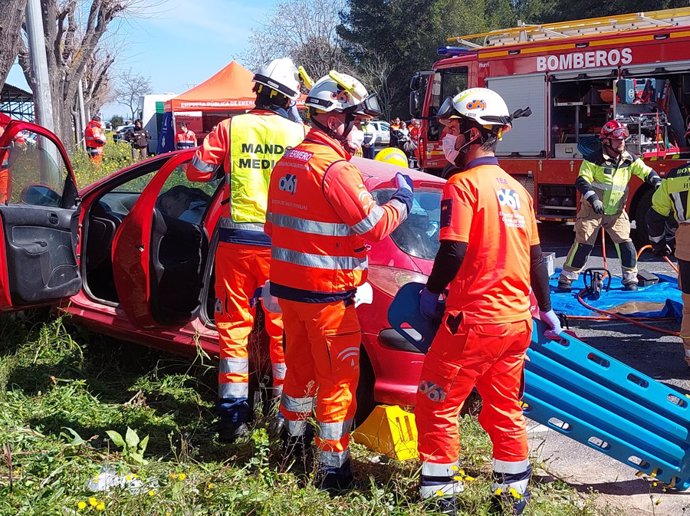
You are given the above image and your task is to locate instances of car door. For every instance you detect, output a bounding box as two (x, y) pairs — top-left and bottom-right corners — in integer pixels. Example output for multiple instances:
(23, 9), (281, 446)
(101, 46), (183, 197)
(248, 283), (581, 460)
(0, 115), (81, 311)
(111, 151), (220, 328)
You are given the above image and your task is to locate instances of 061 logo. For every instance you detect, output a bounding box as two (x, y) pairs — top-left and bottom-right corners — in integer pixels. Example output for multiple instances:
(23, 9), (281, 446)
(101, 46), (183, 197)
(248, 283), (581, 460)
(279, 173), (297, 194)
(497, 188), (520, 210)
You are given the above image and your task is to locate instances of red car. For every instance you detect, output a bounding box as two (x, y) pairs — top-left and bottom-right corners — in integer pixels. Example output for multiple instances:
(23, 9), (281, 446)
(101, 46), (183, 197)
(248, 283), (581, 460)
(0, 116), (444, 421)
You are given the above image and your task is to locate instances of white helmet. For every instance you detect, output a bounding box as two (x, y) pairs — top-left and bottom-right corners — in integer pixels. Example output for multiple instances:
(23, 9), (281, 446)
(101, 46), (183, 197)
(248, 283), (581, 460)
(438, 87), (510, 128)
(253, 58), (301, 100)
(305, 70), (381, 117)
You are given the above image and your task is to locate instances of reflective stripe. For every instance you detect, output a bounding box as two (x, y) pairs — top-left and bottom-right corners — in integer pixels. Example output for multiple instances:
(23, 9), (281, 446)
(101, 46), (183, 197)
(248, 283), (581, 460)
(583, 190), (596, 200)
(218, 382), (248, 398)
(266, 212), (352, 236)
(591, 182), (626, 193)
(351, 205), (384, 235)
(672, 191), (687, 222)
(273, 247), (368, 271)
(319, 448), (350, 468)
(422, 461), (459, 477)
(420, 482), (464, 499)
(281, 393), (315, 413)
(219, 357), (248, 375)
(191, 154), (215, 173)
(390, 199), (407, 219)
(318, 419), (352, 441)
(493, 458), (530, 474)
(286, 419), (307, 436)
(217, 217), (265, 232)
(649, 233), (664, 243)
(273, 363), (287, 380)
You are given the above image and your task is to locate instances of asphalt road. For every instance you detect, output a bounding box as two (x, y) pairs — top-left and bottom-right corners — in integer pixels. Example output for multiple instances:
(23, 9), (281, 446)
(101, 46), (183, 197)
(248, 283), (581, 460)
(529, 222), (690, 515)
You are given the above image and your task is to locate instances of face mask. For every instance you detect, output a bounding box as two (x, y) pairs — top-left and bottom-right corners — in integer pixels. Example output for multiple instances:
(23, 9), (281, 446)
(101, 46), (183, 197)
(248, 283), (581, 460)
(346, 127), (365, 151)
(442, 134), (459, 164)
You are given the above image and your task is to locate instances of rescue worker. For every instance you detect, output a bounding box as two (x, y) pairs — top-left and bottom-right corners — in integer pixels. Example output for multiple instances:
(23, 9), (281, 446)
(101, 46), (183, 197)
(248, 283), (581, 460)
(265, 71), (414, 492)
(361, 118), (376, 159)
(415, 88), (562, 515)
(647, 165), (690, 366)
(558, 120), (661, 291)
(176, 121), (197, 149)
(186, 58), (308, 442)
(0, 117), (26, 204)
(85, 115), (106, 164)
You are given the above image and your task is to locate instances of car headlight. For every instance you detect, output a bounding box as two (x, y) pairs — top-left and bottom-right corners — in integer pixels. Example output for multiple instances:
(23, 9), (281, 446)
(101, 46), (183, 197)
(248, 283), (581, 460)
(367, 265), (428, 298)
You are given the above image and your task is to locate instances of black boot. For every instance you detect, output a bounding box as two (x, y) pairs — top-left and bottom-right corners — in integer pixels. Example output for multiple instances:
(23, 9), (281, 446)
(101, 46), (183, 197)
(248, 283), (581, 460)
(318, 459), (354, 496)
(217, 418), (249, 443)
(281, 425), (314, 471)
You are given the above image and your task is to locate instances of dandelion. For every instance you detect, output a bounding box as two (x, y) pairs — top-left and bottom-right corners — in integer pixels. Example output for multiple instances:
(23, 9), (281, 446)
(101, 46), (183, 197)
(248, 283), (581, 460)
(148, 490), (155, 497)
(453, 476), (463, 482)
(207, 483), (215, 489)
(450, 465), (459, 471)
(96, 502), (105, 511)
(77, 501), (87, 510)
(464, 475), (476, 482)
(494, 488), (503, 495)
(652, 481), (658, 487)
(436, 490), (445, 497)
(89, 497), (98, 507)
(509, 487), (523, 500)
(177, 473), (186, 481)
(125, 474), (133, 481)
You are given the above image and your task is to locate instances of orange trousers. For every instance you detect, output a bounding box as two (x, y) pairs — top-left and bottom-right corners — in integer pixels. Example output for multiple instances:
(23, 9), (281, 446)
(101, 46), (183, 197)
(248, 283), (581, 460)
(416, 312), (532, 470)
(215, 242), (285, 413)
(279, 299), (361, 469)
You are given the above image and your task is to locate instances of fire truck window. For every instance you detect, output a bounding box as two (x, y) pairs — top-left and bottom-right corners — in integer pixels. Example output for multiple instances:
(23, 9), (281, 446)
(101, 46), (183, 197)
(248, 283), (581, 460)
(427, 67), (468, 141)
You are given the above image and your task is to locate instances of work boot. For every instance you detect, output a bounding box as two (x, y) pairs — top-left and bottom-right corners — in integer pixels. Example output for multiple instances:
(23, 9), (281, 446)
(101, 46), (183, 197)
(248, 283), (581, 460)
(432, 496), (458, 516)
(557, 276), (572, 291)
(623, 282), (638, 291)
(490, 488), (531, 515)
(281, 425), (314, 471)
(318, 459), (354, 496)
(269, 412), (286, 440)
(217, 418), (249, 443)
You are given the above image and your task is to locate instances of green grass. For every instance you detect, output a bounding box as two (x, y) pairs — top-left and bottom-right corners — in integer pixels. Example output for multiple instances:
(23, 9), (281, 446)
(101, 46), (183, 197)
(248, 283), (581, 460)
(71, 139), (146, 187)
(0, 312), (609, 515)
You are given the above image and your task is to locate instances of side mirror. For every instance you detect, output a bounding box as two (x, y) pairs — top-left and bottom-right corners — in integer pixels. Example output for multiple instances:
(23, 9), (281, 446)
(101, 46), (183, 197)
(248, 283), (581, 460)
(20, 184), (62, 207)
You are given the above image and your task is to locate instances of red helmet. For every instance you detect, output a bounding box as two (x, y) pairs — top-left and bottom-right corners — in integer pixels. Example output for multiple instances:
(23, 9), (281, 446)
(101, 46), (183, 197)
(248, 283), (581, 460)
(600, 120), (629, 140)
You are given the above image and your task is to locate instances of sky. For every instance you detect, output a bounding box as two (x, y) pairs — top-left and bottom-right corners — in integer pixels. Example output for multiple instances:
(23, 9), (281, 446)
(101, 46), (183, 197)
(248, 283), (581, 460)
(7, 0), (280, 119)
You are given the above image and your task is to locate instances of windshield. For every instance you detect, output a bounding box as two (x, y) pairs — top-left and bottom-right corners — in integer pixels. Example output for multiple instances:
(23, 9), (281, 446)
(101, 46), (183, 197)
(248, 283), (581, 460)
(373, 188), (441, 260)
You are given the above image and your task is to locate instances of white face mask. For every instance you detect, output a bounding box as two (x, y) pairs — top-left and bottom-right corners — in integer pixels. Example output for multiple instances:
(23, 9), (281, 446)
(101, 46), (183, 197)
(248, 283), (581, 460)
(442, 134), (459, 164)
(346, 127), (365, 151)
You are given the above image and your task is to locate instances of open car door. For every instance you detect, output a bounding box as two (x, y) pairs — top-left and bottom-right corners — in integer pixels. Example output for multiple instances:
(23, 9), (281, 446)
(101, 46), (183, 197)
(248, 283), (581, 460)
(111, 151), (218, 328)
(0, 114), (81, 311)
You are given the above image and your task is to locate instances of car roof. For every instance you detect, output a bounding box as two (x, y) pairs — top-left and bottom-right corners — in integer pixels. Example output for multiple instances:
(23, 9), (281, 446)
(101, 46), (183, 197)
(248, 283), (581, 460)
(352, 156), (445, 190)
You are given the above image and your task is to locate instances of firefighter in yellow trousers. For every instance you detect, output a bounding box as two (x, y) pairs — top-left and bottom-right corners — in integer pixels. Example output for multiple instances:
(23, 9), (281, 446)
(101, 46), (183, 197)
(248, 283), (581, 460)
(186, 58), (308, 442)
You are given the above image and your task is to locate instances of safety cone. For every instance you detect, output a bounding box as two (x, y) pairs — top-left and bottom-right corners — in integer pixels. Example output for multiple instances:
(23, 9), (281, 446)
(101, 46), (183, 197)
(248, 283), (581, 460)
(352, 405), (418, 460)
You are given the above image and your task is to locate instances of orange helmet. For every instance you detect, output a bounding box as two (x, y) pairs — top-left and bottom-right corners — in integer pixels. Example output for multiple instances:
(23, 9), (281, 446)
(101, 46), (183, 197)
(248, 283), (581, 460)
(600, 120), (629, 140)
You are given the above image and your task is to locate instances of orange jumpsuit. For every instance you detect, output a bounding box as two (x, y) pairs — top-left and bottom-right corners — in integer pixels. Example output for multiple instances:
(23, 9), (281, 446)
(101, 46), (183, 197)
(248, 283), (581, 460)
(266, 128), (411, 480)
(415, 157), (537, 501)
(176, 128), (197, 149)
(186, 109), (306, 425)
(85, 120), (106, 163)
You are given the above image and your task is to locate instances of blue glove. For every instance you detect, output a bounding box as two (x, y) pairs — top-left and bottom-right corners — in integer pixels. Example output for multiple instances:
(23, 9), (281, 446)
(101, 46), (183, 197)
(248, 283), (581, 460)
(395, 172), (413, 192)
(420, 287), (443, 321)
(539, 309), (563, 339)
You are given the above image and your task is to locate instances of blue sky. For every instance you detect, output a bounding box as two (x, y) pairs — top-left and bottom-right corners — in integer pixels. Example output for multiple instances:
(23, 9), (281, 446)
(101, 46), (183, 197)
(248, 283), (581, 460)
(7, 0), (279, 119)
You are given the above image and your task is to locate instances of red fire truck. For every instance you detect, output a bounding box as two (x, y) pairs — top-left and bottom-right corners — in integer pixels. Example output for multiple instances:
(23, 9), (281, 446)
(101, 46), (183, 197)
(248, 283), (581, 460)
(410, 7), (690, 241)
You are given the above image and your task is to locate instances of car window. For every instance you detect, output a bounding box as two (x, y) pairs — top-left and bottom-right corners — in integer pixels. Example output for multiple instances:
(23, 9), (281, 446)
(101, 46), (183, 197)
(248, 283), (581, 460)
(2, 129), (69, 207)
(155, 162), (221, 225)
(373, 188), (441, 260)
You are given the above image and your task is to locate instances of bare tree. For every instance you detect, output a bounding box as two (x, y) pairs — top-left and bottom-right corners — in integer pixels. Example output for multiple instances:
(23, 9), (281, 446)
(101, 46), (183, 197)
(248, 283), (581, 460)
(0, 0), (29, 88)
(18, 0), (143, 150)
(242, 0), (351, 80)
(357, 55), (398, 122)
(115, 68), (152, 121)
(83, 48), (117, 117)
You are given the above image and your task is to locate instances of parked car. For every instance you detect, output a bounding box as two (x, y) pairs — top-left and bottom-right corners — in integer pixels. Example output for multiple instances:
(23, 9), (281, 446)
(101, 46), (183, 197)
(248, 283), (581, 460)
(0, 115), (444, 421)
(113, 124), (134, 143)
(369, 120), (390, 147)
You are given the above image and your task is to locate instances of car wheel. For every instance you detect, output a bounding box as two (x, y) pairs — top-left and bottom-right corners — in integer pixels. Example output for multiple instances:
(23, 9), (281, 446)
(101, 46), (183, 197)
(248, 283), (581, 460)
(355, 347), (376, 425)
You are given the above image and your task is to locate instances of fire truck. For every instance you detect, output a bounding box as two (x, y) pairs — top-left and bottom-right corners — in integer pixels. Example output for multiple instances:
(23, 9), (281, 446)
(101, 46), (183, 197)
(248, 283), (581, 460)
(410, 7), (690, 241)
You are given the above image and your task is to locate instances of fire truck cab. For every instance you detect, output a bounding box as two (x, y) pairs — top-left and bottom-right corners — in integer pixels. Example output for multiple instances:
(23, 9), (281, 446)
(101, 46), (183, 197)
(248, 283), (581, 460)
(410, 7), (690, 242)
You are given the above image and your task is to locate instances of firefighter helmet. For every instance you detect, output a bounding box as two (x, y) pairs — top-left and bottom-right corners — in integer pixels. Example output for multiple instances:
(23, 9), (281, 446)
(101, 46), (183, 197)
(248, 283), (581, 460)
(438, 87), (510, 128)
(600, 120), (629, 140)
(306, 71), (381, 117)
(374, 147), (409, 168)
(253, 58), (301, 100)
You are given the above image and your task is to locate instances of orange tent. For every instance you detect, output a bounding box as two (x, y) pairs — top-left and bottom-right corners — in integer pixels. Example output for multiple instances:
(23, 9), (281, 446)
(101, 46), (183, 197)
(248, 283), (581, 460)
(164, 60), (255, 113)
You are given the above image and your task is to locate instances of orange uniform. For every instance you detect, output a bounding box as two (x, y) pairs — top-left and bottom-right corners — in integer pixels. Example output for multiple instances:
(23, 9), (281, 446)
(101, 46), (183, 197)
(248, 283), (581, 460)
(85, 119), (106, 163)
(176, 128), (197, 149)
(415, 157), (538, 499)
(266, 127), (411, 478)
(186, 109), (306, 430)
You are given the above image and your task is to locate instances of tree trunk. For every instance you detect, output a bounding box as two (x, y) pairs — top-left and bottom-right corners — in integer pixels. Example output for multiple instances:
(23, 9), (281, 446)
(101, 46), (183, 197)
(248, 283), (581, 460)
(0, 0), (29, 88)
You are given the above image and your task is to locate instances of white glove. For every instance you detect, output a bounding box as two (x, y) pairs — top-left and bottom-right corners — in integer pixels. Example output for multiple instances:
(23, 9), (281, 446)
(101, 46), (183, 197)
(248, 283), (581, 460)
(539, 309), (562, 339)
(261, 281), (282, 313)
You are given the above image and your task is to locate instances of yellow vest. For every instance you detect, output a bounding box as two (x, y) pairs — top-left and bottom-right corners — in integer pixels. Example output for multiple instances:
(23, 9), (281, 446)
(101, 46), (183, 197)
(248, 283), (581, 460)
(229, 113), (305, 223)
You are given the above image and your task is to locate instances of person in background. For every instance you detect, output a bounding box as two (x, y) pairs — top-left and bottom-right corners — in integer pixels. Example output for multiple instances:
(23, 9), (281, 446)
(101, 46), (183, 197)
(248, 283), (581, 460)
(125, 119), (151, 161)
(186, 58), (308, 443)
(176, 121), (197, 149)
(85, 114), (106, 164)
(415, 88), (561, 515)
(361, 118), (376, 159)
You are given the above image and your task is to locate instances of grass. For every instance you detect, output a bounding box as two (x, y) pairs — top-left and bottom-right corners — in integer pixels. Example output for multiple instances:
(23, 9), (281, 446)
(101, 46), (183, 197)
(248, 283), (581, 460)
(0, 312), (609, 516)
(71, 139), (148, 187)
